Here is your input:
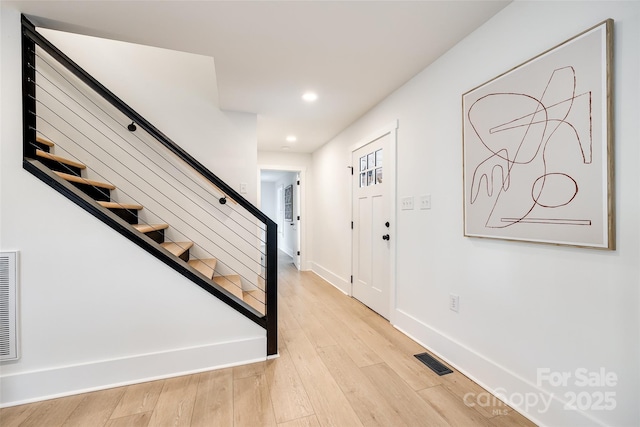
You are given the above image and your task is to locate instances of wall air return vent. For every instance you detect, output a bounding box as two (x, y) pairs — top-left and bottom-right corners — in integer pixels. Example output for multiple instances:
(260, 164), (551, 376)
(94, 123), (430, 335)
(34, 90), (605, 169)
(0, 251), (19, 361)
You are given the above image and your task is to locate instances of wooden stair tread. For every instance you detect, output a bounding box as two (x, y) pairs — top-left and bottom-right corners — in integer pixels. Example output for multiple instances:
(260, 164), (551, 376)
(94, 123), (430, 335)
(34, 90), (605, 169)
(98, 201), (143, 210)
(244, 289), (265, 303)
(36, 150), (86, 169)
(160, 241), (194, 257)
(133, 223), (169, 233)
(36, 136), (54, 147)
(213, 275), (243, 299)
(54, 171), (116, 189)
(188, 259), (217, 279)
(243, 290), (265, 313)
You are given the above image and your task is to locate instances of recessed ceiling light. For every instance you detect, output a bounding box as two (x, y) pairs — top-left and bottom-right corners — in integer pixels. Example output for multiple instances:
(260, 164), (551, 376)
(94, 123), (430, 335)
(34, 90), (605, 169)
(302, 92), (318, 102)
(286, 135), (297, 142)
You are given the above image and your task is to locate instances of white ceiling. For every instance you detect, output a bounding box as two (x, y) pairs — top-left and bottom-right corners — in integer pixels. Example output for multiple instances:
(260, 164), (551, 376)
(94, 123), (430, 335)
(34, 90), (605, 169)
(11, 0), (511, 153)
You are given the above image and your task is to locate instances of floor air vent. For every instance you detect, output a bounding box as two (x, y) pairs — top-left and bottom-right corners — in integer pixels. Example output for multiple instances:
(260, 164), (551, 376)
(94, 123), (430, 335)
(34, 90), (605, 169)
(414, 352), (453, 376)
(0, 251), (19, 361)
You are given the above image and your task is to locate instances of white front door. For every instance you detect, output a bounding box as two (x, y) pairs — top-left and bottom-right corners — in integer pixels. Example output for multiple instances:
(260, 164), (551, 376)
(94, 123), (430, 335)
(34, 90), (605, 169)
(352, 133), (391, 319)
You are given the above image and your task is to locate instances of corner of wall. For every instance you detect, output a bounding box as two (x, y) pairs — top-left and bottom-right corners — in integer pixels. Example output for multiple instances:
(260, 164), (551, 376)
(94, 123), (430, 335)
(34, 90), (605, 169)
(310, 262), (350, 295)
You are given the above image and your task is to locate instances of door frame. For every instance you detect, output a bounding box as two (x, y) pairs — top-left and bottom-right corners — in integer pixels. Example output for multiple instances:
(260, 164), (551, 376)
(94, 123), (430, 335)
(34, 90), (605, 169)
(258, 166), (307, 270)
(350, 120), (398, 322)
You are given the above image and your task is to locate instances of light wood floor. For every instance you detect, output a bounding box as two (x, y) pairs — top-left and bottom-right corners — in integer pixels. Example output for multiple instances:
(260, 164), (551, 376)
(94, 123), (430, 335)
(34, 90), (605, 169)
(1, 253), (537, 427)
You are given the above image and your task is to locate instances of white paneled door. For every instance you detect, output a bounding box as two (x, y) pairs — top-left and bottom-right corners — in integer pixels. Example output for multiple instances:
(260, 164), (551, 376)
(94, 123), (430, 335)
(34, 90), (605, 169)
(352, 133), (391, 319)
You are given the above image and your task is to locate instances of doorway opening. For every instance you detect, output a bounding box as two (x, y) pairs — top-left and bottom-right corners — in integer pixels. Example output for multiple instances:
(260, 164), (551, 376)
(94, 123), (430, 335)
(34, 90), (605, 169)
(259, 168), (305, 271)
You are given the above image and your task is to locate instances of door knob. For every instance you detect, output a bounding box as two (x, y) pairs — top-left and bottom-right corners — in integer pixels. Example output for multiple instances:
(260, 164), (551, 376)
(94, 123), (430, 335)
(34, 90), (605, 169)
(382, 234), (390, 241)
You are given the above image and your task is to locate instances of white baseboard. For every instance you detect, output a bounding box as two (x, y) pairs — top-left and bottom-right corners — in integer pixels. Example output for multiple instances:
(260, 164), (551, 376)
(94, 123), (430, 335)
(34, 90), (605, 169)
(393, 309), (612, 427)
(309, 262), (349, 295)
(0, 336), (265, 407)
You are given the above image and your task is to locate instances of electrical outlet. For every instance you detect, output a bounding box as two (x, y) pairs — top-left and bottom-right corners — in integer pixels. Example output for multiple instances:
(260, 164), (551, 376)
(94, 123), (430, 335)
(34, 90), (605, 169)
(240, 183), (247, 194)
(401, 196), (414, 210)
(419, 194), (431, 210)
(449, 294), (460, 313)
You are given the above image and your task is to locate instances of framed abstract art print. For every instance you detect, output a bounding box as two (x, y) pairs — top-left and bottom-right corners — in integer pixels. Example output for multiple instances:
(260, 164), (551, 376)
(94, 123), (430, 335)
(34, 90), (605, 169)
(462, 20), (614, 249)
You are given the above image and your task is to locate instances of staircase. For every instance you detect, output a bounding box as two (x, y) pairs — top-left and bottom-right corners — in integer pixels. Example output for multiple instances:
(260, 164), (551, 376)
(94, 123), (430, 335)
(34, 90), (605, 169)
(21, 14), (277, 355)
(30, 135), (265, 315)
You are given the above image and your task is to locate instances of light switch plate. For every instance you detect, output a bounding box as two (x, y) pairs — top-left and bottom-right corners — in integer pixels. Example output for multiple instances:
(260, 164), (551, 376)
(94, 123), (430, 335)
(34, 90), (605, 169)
(401, 196), (414, 210)
(420, 195), (431, 210)
(449, 294), (460, 313)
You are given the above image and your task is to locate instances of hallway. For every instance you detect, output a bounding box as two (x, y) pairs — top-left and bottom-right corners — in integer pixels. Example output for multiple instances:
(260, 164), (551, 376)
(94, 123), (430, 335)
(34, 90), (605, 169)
(0, 253), (536, 426)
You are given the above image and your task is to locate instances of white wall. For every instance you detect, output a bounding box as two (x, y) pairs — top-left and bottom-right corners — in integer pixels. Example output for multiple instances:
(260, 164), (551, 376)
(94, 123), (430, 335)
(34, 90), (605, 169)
(310, 2), (639, 427)
(0, 5), (265, 406)
(260, 180), (277, 223)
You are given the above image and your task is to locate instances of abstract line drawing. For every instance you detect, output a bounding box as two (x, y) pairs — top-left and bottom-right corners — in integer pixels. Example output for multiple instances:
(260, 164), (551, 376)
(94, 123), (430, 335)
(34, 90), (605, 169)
(462, 20), (613, 249)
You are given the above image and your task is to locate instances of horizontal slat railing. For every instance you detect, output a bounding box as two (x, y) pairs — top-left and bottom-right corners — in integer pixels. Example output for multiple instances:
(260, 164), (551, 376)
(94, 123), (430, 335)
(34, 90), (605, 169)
(21, 15), (278, 355)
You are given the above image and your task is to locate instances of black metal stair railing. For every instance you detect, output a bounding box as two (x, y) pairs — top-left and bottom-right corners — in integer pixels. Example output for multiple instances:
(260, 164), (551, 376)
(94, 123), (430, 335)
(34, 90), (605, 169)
(20, 15), (278, 356)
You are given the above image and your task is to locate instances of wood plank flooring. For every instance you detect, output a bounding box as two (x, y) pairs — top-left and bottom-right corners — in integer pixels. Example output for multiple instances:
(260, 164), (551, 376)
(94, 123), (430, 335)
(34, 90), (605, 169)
(0, 253), (537, 426)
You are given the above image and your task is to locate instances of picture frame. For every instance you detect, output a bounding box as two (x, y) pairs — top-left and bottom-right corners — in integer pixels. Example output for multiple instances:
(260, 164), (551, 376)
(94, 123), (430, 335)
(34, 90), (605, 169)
(284, 184), (293, 222)
(462, 19), (614, 249)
